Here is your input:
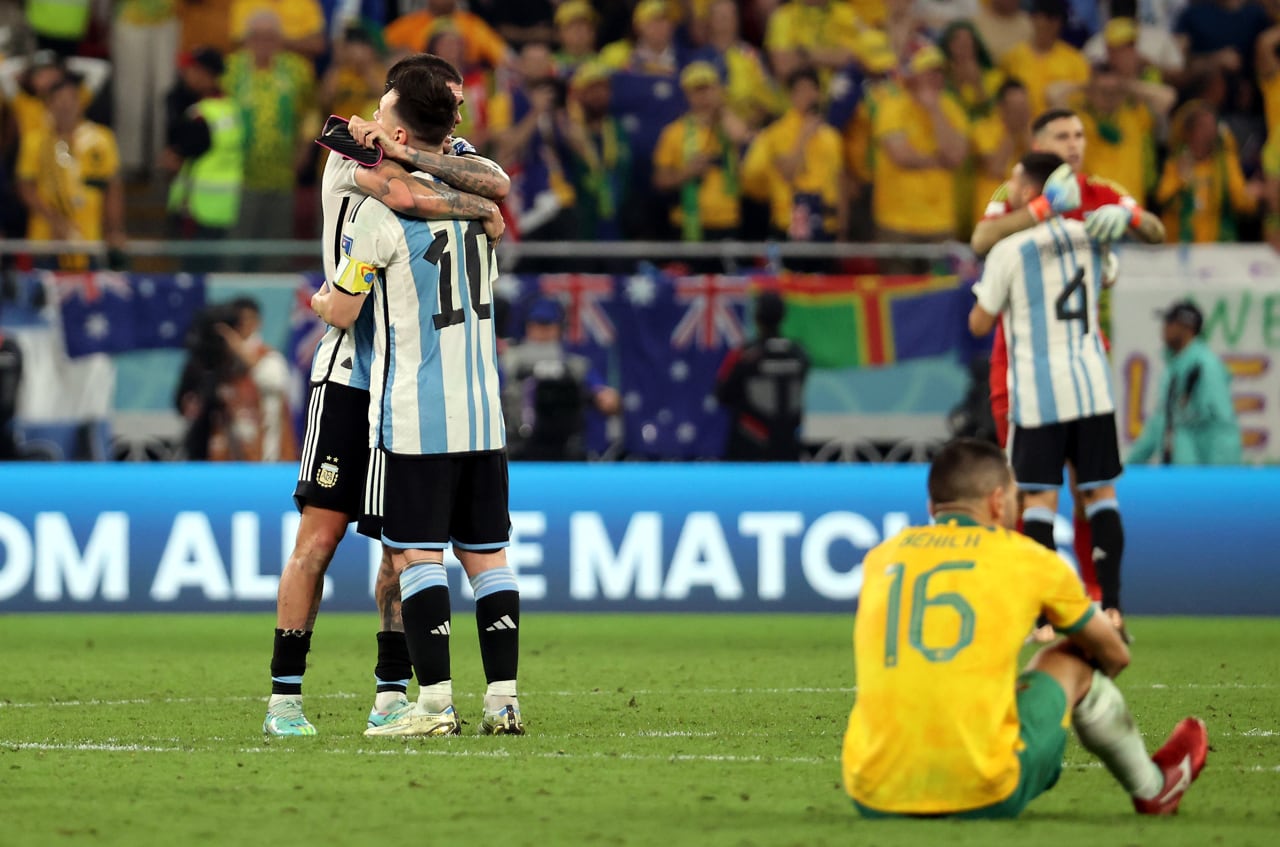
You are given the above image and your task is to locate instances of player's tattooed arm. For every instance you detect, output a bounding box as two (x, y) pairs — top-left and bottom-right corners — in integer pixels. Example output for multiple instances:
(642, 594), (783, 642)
(388, 143), (510, 202)
(354, 161), (505, 241)
(348, 116), (510, 201)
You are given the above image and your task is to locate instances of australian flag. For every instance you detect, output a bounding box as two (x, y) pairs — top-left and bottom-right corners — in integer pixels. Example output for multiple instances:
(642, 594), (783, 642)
(56, 272), (205, 358)
(616, 271), (749, 460)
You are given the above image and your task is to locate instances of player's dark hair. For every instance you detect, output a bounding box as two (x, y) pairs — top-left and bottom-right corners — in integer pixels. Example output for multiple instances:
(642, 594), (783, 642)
(755, 291), (785, 331)
(387, 65), (457, 148)
(1032, 107), (1078, 134)
(1019, 151), (1067, 191)
(928, 438), (1012, 505)
(385, 52), (463, 92)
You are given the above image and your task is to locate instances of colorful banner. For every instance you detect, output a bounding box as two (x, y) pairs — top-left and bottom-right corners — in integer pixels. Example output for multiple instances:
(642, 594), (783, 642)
(1110, 245), (1280, 463)
(0, 463), (1275, 614)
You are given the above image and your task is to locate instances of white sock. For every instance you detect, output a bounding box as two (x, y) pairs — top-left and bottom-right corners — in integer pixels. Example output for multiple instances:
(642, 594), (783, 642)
(1072, 671), (1164, 800)
(268, 693), (298, 707)
(485, 680), (518, 709)
(418, 680), (453, 712)
(374, 690), (406, 710)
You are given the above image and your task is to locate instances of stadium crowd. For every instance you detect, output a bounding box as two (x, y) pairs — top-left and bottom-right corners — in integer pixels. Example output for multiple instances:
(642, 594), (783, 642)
(3, 0), (1280, 256)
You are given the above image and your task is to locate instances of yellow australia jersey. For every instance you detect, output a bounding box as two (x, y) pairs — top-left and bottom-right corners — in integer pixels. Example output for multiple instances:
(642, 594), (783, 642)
(842, 514), (1094, 816)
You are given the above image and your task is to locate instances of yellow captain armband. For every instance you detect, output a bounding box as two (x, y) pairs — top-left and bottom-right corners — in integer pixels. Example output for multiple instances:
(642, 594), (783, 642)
(333, 254), (379, 295)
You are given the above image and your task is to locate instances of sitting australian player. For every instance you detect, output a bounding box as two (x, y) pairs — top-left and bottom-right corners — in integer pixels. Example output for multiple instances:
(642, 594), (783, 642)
(842, 438), (1207, 818)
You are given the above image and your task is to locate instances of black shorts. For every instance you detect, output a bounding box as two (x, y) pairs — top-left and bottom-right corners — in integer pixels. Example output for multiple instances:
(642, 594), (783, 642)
(1009, 413), (1123, 492)
(293, 382), (371, 517)
(368, 448), (511, 551)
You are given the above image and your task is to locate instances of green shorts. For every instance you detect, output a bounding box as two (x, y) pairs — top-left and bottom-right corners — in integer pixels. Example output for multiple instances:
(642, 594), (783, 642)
(854, 670), (1069, 820)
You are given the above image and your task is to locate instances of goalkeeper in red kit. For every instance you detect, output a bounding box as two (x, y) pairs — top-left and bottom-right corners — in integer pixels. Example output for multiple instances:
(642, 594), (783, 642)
(970, 108), (1165, 637)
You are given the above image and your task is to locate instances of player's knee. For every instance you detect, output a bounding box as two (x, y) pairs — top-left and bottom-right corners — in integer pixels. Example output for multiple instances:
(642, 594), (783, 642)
(294, 521), (346, 566)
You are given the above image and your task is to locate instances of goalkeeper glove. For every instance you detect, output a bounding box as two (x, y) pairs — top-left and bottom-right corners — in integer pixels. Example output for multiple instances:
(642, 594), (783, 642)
(1028, 163), (1081, 222)
(1085, 204), (1135, 242)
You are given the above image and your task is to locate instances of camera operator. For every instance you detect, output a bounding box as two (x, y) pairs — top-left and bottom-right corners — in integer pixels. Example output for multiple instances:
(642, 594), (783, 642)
(500, 299), (620, 460)
(175, 300), (263, 460)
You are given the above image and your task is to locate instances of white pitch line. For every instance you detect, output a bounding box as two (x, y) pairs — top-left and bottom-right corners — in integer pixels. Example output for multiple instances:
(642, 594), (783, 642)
(1, 682), (1271, 711)
(5, 741), (1279, 772)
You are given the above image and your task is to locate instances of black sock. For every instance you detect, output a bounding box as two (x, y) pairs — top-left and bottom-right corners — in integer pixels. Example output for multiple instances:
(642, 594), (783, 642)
(1088, 502), (1125, 611)
(402, 585), (452, 687)
(1022, 508), (1057, 552)
(270, 628), (312, 695)
(375, 631), (412, 693)
(476, 590), (520, 684)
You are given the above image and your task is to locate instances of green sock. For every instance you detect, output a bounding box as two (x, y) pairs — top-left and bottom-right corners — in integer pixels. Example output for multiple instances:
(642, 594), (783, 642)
(1072, 671), (1163, 799)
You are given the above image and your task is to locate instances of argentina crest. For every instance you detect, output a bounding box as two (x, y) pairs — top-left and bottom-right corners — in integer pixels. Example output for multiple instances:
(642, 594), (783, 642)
(316, 456), (339, 488)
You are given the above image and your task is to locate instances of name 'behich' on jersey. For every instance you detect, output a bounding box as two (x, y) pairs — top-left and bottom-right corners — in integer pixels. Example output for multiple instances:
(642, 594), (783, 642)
(972, 217), (1115, 428)
(345, 199), (505, 455)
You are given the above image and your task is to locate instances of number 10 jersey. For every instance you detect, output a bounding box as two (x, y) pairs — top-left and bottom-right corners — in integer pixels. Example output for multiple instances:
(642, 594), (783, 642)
(334, 197), (505, 455)
(972, 216), (1114, 428)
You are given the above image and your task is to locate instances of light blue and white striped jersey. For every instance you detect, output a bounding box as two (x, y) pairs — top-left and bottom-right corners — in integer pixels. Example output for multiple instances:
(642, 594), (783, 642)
(312, 155), (373, 390)
(973, 217), (1115, 427)
(335, 198), (505, 455)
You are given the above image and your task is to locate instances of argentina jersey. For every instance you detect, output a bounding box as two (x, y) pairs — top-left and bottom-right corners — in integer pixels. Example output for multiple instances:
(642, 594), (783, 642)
(340, 199), (505, 455)
(312, 155), (374, 390)
(973, 217), (1115, 427)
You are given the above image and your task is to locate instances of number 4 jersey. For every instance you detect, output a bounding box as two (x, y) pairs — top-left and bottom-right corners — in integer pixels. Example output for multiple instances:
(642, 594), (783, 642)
(842, 514), (1094, 815)
(333, 196), (505, 455)
(972, 217), (1114, 428)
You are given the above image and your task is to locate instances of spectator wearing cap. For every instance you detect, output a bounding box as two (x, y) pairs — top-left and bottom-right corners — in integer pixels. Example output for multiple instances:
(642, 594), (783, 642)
(1000, 0), (1090, 116)
(869, 45), (969, 246)
(969, 78), (1031, 229)
(1156, 99), (1262, 243)
(703, 0), (781, 128)
(1129, 300), (1242, 466)
(1046, 57), (1174, 205)
(715, 291), (810, 462)
(599, 0), (685, 75)
(764, 0), (861, 83)
(742, 67), (845, 262)
(222, 10), (315, 262)
(500, 298), (621, 462)
(565, 62), (632, 244)
(230, 0), (326, 58)
(654, 62), (750, 251)
(111, 1), (181, 181)
(555, 1), (601, 76)
(1083, 5), (1186, 85)
(163, 47), (244, 257)
(973, 0), (1033, 64)
(842, 29), (898, 239)
(384, 0), (513, 69)
(939, 21), (1004, 119)
(490, 42), (577, 267)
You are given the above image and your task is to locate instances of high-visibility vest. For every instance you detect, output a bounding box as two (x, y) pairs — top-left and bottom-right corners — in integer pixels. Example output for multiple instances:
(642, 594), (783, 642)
(25, 0), (92, 40)
(169, 97), (245, 228)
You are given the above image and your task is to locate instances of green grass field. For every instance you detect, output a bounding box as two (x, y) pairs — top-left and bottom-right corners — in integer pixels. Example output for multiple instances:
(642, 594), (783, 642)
(1, 614), (1277, 846)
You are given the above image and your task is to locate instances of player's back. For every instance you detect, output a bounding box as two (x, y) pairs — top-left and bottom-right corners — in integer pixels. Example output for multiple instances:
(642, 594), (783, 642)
(842, 515), (1091, 815)
(989, 218), (1113, 426)
(359, 202), (505, 455)
(312, 154), (374, 389)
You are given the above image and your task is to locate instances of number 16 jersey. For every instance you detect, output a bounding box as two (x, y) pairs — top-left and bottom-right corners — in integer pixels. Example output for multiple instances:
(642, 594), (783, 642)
(842, 515), (1094, 815)
(333, 197), (505, 455)
(972, 217), (1114, 427)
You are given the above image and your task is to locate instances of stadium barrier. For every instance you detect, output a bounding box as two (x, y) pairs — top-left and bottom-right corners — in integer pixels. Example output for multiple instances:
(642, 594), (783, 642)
(0, 463), (1274, 615)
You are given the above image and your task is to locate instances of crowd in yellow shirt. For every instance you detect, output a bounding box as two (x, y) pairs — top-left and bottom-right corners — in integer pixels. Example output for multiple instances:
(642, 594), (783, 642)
(1, 0), (1275, 251)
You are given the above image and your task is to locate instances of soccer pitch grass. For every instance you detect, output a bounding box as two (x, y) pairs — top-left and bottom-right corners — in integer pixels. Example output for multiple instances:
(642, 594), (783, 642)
(1, 615), (1277, 847)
